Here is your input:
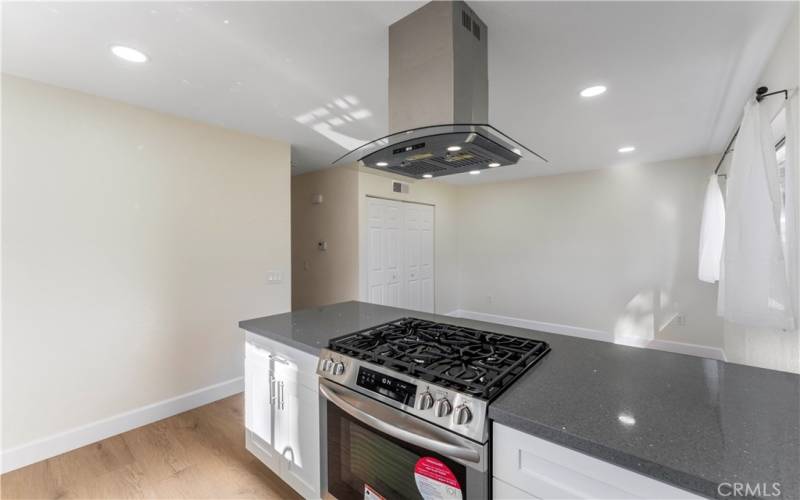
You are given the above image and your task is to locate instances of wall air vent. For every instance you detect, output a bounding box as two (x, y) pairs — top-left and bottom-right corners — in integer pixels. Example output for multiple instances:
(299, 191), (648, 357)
(392, 181), (410, 194)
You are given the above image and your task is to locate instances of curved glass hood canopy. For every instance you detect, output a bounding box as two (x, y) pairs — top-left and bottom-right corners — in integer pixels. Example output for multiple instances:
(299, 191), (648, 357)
(332, 123), (547, 179)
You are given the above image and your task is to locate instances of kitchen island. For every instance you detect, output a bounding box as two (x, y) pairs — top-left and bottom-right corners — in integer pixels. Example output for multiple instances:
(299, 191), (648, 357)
(240, 301), (799, 499)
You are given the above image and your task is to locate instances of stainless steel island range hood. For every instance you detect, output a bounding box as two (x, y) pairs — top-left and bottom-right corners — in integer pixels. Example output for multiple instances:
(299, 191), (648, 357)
(333, 1), (546, 179)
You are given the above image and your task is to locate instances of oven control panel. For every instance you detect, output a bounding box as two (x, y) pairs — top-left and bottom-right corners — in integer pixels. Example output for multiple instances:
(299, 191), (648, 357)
(317, 348), (488, 442)
(356, 367), (417, 406)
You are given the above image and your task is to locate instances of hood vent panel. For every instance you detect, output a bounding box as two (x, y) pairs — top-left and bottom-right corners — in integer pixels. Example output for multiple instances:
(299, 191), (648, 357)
(335, 125), (538, 179)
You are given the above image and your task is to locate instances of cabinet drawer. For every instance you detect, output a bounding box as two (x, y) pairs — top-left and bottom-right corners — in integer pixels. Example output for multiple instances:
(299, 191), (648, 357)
(245, 331), (319, 389)
(493, 424), (699, 500)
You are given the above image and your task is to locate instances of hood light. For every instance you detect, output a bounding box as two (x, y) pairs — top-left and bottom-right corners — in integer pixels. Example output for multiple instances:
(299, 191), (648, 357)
(618, 146), (636, 153)
(446, 145), (462, 152)
(422, 174), (433, 179)
(111, 45), (148, 63)
(376, 161), (388, 167)
(580, 85), (606, 98)
(469, 170), (480, 175)
(488, 162), (500, 168)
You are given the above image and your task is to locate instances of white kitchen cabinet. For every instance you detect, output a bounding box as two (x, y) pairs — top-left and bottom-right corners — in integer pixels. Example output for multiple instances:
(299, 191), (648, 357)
(244, 342), (281, 471)
(492, 423), (700, 500)
(494, 477), (543, 499)
(244, 333), (321, 499)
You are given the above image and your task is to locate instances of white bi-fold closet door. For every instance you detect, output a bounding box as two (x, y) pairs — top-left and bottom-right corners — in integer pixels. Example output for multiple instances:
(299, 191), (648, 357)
(366, 197), (434, 313)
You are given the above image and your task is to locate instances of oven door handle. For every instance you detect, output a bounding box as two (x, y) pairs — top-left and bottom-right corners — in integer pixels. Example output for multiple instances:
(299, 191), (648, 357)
(319, 379), (483, 464)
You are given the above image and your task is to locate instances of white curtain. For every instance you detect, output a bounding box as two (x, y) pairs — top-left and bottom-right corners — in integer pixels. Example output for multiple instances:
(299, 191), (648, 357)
(698, 175), (725, 283)
(718, 97), (794, 330)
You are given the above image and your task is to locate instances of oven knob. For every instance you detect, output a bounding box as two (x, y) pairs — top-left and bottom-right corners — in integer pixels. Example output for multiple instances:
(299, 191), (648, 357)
(320, 358), (333, 372)
(332, 362), (345, 376)
(434, 398), (452, 418)
(417, 392), (434, 410)
(453, 405), (472, 425)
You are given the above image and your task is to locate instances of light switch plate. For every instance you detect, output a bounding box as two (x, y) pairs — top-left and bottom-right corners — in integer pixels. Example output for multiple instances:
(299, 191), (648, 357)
(266, 271), (282, 284)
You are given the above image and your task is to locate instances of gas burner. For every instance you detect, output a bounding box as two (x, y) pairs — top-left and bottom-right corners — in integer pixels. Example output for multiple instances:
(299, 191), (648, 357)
(328, 317), (550, 400)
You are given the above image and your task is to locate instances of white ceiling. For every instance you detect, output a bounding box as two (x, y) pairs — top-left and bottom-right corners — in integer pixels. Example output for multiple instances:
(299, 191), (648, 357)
(3, 1), (795, 184)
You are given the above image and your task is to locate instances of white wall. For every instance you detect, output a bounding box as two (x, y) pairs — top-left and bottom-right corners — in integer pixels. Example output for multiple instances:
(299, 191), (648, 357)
(456, 156), (724, 349)
(2, 76), (291, 455)
(722, 8), (800, 373)
(292, 166), (359, 309)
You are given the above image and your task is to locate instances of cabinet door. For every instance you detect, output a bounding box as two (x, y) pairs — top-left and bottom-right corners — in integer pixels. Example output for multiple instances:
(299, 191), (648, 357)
(274, 361), (321, 499)
(244, 344), (280, 472)
(494, 477), (541, 499)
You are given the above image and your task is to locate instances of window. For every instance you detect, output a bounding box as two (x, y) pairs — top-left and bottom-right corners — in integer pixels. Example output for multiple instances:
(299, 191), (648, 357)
(771, 108), (788, 244)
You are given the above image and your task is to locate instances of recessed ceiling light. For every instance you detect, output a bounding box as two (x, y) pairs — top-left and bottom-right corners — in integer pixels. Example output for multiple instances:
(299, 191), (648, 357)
(422, 174), (433, 179)
(447, 145), (462, 152)
(376, 161), (388, 167)
(111, 45), (148, 63)
(618, 146), (636, 153)
(488, 162), (500, 168)
(469, 170), (480, 175)
(580, 85), (606, 98)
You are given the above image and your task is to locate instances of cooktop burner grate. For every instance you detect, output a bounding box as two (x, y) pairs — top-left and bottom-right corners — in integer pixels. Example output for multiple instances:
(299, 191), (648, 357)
(328, 318), (550, 400)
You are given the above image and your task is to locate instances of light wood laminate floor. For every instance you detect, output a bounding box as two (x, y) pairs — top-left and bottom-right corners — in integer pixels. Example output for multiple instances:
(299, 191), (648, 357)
(0, 394), (301, 499)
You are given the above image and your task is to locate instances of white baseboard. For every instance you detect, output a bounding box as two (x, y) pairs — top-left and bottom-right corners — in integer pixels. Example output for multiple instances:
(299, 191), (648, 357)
(447, 309), (612, 342)
(1, 377), (243, 474)
(615, 336), (727, 361)
(447, 309), (726, 361)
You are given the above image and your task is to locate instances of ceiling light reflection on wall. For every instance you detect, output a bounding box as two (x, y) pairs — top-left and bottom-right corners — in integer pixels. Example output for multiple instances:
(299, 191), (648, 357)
(110, 45), (148, 63)
(349, 109), (372, 120)
(580, 85), (606, 97)
(294, 95), (372, 151)
(618, 146), (636, 153)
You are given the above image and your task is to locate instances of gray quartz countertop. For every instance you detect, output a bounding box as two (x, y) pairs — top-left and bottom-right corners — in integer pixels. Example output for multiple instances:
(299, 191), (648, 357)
(239, 301), (800, 500)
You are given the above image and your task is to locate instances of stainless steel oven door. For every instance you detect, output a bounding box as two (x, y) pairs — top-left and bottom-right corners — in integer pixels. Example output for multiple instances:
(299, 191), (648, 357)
(320, 378), (488, 500)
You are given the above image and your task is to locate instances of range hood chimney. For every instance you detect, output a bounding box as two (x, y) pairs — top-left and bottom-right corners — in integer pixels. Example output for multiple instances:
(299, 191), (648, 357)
(333, 1), (546, 178)
(388, 1), (488, 133)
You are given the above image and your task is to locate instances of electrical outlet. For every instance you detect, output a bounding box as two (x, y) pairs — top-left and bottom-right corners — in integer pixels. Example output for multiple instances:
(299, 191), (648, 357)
(676, 314), (686, 326)
(486, 295), (493, 305)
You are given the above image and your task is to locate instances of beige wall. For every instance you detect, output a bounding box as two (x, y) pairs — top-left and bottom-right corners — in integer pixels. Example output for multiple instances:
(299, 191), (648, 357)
(456, 156), (725, 349)
(1, 76), (291, 449)
(291, 166), (359, 309)
(290, 166), (459, 314)
(357, 168), (460, 315)
(723, 8), (800, 373)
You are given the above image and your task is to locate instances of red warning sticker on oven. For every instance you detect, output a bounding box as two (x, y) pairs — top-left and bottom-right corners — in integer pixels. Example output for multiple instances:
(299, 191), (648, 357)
(414, 457), (463, 500)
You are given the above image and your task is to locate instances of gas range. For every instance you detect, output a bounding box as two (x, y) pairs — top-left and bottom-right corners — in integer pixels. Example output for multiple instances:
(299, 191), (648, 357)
(317, 317), (550, 443)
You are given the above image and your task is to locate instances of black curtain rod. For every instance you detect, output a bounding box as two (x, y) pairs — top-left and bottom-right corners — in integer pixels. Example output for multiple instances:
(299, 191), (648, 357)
(714, 86), (789, 175)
